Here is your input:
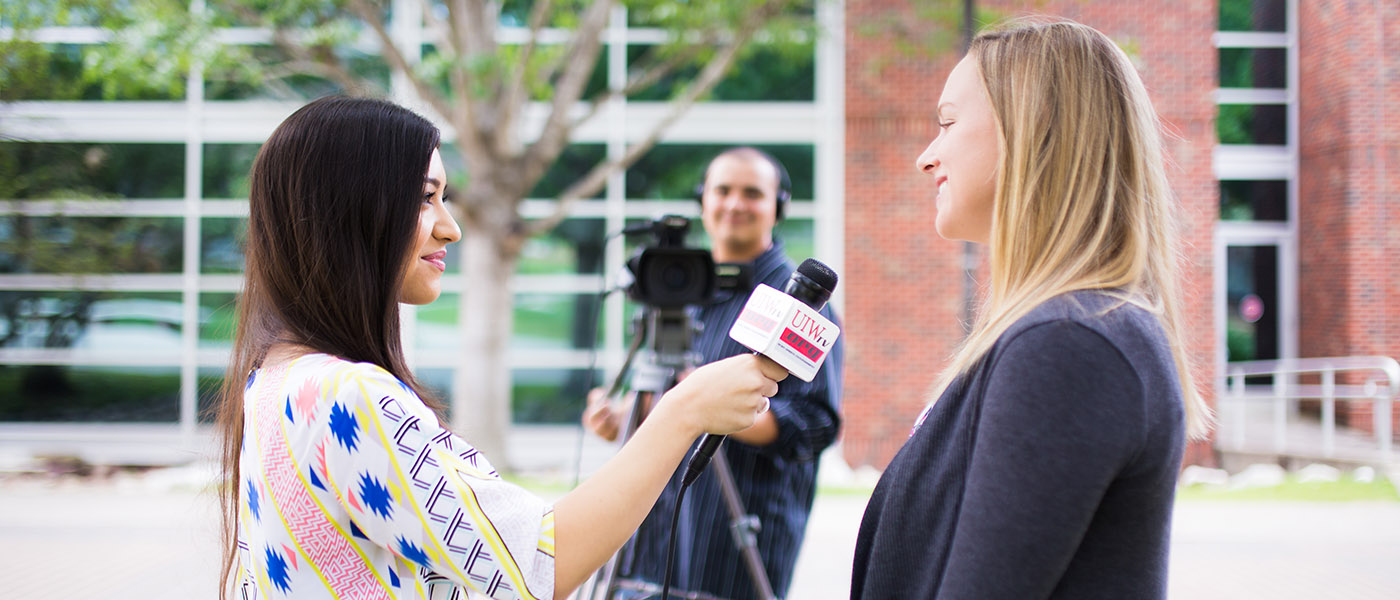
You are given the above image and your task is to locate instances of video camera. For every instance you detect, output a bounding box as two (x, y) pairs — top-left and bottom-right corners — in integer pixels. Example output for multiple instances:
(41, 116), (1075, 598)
(623, 215), (748, 309)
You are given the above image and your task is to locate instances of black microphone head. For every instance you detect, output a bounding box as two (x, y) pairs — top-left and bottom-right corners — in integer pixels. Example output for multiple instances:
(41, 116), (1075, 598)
(784, 258), (838, 310)
(796, 258), (838, 293)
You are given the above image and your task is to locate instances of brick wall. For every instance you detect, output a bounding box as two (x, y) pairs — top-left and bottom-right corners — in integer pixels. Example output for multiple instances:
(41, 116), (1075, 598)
(841, 0), (966, 467)
(1298, 0), (1400, 437)
(842, 0), (1220, 468)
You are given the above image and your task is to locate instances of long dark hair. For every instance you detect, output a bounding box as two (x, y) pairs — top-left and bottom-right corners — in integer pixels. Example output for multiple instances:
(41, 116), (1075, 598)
(214, 96), (446, 597)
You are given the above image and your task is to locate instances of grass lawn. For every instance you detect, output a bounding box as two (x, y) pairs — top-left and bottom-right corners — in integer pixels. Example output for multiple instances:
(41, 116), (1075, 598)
(1177, 475), (1400, 502)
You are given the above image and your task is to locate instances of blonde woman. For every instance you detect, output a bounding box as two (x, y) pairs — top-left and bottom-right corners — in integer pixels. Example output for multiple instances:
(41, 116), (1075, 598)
(850, 21), (1211, 599)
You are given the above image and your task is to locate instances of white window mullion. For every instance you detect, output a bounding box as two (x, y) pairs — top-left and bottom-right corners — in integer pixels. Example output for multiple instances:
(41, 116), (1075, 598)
(814, 0), (846, 311)
(179, 0), (208, 438)
(602, 5), (630, 380)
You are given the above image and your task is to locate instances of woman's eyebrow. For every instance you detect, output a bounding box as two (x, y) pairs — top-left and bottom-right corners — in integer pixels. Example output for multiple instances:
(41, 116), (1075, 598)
(425, 176), (442, 187)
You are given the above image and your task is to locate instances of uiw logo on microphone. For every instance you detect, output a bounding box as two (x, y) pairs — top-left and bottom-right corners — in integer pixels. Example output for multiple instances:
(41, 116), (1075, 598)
(780, 312), (831, 362)
(729, 283), (840, 382)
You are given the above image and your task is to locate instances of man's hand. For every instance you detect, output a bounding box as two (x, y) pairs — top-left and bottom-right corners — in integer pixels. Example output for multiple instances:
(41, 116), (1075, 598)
(581, 387), (621, 442)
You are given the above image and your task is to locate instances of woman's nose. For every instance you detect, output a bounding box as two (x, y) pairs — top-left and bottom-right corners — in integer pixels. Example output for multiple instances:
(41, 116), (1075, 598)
(916, 140), (939, 173)
(436, 204), (462, 243)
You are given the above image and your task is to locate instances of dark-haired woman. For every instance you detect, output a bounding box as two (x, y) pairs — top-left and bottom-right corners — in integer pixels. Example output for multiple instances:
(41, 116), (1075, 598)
(215, 96), (786, 600)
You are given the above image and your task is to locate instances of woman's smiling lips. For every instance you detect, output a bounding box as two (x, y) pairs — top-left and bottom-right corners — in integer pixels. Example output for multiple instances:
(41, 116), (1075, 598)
(421, 250), (447, 271)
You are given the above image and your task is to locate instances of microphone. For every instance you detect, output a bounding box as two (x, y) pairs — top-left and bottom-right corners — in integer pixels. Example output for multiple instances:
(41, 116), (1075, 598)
(681, 258), (841, 486)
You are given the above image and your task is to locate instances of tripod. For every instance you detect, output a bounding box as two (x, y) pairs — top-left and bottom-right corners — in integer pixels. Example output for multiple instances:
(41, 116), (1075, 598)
(579, 305), (778, 600)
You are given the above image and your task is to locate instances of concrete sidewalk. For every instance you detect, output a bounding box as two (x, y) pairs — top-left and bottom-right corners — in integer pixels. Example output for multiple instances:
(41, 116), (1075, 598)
(2, 468), (1399, 599)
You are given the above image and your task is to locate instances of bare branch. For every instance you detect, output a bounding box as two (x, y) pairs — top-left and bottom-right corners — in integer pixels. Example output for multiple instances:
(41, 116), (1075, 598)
(437, 0), (507, 168)
(346, 0), (455, 132)
(278, 56), (378, 97)
(496, 0), (554, 156)
(212, 2), (365, 96)
(418, 0), (451, 47)
(524, 2), (782, 237)
(451, 0), (492, 56)
(567, 39), (711, 131)
(519, 0), (615, 183)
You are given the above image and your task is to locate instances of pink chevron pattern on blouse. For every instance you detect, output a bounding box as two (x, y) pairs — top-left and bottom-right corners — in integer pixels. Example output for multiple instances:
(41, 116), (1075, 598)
(252, 363), (393, 599)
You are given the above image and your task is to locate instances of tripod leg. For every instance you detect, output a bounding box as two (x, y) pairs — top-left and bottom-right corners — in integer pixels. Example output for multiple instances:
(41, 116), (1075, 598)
(710, 451), (778, 600)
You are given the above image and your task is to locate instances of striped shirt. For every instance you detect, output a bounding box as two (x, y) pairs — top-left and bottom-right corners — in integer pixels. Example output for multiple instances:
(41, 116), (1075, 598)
(618, 241), (845, 599)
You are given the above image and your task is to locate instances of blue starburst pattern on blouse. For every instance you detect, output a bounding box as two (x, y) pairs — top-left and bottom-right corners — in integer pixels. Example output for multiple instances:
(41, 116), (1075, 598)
(246, 480), (260, 521)
(396, 536), (430, 568)
(357, 473), (394, 519)
(246, 370), (256, 390)
(284, 397), (295, 424)
(349, 519), (369, 540)
(389, 565), (400, 588)
(308, 466), (326, 491)
(328, 402), (360, 452)
(265, 546), (292, 593)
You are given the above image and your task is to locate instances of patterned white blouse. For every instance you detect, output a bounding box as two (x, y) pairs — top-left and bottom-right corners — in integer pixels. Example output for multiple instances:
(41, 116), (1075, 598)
(234, 353), (555, 599)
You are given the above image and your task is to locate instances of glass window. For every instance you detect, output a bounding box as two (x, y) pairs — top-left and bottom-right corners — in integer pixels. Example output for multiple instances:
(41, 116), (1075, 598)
(0, 216), (184, 274)
(1219, 47), (1287, 89)
(512, 368), (600, 423)
(0, 143), (185, 199)
(0, 364), (180, 422)
(413, 367), (454, 418)
(416, 292), (606, 352)
(520, 218), (606, 275)
(204, 45), (390, 101)
(774, 218), (815, 263)
(2, 4), (102, 27)
(1225, 245), (1280, 363)
(1217, 104), (1287, 145)
(201, 218), (246, 274)
(529, 144), (606, 200)
(423, 0), (582, 28)
(421, 45), (606, 103)
(0, 44), (94, 101)
(1219, 0), (1286, 33)
(0, 291), (184, 351)
(199, 293), (239, 349)
(626, 143), (814, 201)
(197, 367), (224, 424)
(515, 293), (605, 350)
(1220, 180), (1288, 221)
(416, 292), (459, 353)
(203, 144), (261, 199)
(1, 42), (187, 101)
(626, 42), (815, 102)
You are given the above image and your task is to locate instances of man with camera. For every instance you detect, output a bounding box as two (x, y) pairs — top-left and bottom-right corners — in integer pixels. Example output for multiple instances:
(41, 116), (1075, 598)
(583, 147), (845, 600)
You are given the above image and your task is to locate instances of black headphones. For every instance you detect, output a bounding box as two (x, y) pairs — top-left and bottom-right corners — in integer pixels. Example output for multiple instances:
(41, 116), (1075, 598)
(693, 147), (792, 221)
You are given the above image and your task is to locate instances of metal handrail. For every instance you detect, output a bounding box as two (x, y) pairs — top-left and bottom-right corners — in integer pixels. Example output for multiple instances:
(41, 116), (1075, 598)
(1219, 356), (1399, 461)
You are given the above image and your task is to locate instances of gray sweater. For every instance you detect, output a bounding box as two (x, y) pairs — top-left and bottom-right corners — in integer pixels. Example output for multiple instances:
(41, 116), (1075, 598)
(851, 291), (1186, 599)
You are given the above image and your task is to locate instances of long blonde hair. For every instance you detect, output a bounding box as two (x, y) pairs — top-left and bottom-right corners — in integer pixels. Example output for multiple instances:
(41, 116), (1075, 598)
(931, 20), (1211, 438)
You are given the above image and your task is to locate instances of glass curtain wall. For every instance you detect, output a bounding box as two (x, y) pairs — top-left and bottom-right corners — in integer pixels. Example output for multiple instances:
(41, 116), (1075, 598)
(0, 1), (844, 460)
(1213, 0), (1297, 371)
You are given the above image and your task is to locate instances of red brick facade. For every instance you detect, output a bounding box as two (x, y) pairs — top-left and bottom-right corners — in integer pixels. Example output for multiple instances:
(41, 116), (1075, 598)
(842, 1), (1220, 468)
(1298, 0), (1400, 436)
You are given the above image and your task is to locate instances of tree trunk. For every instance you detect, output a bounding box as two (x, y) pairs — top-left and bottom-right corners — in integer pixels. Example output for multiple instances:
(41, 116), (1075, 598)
(454, 222), (518, 471)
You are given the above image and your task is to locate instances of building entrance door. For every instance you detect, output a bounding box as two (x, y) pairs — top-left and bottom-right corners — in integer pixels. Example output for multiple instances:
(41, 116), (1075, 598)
(1214, 223), (1296, 380)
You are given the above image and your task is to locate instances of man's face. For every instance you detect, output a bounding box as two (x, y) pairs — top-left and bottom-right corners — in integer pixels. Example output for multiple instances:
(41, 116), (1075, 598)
(699, 154), (780, 261)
